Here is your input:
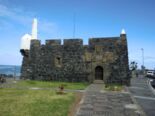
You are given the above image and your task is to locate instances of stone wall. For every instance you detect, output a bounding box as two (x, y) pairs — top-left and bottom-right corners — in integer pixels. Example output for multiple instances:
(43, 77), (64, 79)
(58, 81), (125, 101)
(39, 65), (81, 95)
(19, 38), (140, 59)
(20, 33), (130, 85)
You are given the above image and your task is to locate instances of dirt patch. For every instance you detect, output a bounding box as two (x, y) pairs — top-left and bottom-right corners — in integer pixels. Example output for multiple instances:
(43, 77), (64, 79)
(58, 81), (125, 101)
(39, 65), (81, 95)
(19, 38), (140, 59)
(68, 92), (83, 116)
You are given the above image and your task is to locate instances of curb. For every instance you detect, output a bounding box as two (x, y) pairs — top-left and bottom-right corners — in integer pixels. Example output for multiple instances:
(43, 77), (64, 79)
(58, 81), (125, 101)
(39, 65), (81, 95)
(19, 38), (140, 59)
(75, 85), (89, 116)
(147, 79), (155, 96)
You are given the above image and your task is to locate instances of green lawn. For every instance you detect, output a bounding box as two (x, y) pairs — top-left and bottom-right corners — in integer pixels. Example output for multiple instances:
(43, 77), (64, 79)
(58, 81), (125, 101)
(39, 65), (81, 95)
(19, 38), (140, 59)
(14, 80), (89, 90)
(0, 88), (75, 116)
(0, 80), (88, 116)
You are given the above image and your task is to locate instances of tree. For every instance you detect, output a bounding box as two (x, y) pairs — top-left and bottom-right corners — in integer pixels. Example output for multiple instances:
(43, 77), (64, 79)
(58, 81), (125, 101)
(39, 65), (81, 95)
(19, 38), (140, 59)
(141, 65), (145, 75)
(130, 61), (138, 71)
(141, 65), (145, 70)
(130, 61), (138, 78)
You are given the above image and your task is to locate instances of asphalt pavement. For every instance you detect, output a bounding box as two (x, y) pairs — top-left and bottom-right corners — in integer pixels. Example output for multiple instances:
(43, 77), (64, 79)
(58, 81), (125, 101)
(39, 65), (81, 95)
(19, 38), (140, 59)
(128, 75), (155, 116)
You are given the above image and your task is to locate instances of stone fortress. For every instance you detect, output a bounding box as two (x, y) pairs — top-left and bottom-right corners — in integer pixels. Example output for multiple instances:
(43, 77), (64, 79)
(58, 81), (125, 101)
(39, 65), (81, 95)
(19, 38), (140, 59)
(20, 19), (130, 85)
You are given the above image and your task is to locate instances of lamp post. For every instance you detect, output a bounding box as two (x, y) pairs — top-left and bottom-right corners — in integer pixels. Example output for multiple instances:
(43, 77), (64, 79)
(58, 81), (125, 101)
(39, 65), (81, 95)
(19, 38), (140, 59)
(141, 48), (145, 75)
(73, 13), (76, 38)
(141, 48), (144, 66)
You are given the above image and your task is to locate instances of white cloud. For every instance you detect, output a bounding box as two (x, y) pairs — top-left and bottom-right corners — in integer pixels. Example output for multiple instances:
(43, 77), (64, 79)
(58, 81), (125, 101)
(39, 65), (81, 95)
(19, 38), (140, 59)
(0, 4), (58, 35)
(0, 4), (31, 25)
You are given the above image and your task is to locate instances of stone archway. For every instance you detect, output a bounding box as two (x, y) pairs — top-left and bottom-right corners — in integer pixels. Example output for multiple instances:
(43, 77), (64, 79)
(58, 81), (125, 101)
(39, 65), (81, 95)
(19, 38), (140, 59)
(95, 66), (103, 80)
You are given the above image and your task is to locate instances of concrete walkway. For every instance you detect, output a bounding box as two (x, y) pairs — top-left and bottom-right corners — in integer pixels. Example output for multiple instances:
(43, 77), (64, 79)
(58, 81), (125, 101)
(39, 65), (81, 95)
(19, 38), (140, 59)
(76, 84), (144, 116)
(128, 76), (155, 116)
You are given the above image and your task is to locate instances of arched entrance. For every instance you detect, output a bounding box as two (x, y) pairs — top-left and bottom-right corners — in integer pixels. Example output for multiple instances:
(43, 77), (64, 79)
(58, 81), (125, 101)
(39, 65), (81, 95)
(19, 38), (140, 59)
(95, 66), (103, 80)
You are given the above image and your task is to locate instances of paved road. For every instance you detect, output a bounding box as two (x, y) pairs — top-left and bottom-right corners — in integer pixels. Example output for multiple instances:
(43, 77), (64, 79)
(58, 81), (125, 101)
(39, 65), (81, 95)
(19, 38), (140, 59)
(129, 76), (155, 116)
(76, 84), (144, 116)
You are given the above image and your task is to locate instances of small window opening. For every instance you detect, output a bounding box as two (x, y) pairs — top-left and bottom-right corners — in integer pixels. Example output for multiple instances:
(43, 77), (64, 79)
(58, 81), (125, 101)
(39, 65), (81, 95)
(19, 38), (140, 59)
(55, 57), (62, 67)
(57, 57), (61, 65)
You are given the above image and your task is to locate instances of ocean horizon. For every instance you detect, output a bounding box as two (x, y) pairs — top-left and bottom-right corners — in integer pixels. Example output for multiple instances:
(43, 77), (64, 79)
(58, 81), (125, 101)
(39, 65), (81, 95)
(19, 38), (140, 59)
(0, 65), (21, 76)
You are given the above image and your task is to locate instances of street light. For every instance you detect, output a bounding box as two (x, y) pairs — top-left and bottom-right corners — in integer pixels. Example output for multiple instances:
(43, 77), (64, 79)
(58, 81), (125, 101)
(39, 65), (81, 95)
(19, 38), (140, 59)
(141, 48), (144, 67)
(141, 48), (145, 75)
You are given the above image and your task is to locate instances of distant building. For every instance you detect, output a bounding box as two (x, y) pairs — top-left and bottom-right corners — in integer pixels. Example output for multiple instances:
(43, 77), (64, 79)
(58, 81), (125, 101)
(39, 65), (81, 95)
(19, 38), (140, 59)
(20, 19), (130, 85)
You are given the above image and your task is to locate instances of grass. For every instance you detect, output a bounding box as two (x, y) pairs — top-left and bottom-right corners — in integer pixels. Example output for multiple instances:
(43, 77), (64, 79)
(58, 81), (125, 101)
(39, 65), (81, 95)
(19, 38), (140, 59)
(104, 83), (124, 91)
(14, 80), (89, 90)
(0, 80), (88, 116)
(0, 88), (75, 116)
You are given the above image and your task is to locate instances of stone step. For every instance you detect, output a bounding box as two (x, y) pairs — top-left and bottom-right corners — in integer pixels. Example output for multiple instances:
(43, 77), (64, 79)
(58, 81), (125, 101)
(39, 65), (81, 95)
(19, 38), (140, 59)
(93, 80), (104, 84)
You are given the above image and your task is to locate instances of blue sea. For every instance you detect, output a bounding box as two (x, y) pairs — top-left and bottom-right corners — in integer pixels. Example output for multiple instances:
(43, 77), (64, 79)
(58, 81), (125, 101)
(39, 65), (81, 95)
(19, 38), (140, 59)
(0, 65), (21, 76)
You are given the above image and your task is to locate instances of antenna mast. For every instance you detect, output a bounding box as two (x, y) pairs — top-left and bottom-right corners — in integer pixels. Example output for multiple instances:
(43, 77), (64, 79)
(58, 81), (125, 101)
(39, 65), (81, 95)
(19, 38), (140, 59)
(73, 13), (76, 38)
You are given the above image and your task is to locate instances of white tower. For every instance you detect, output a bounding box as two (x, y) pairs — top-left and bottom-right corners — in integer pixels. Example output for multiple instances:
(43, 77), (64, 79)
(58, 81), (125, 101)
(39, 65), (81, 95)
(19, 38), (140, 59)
(31, 18), (38, 39)
(20, 18), (38, 50)
(20, 34), (31, 50)
(121, 29), (126, 34)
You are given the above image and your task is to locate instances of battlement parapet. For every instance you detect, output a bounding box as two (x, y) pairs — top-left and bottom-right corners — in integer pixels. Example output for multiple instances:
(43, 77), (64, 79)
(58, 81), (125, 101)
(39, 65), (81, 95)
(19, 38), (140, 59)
(30, 40), (41, 47)
(63, 39), (83, 46)
(30, 36), (127, 48)
(46, 39), (61, 46)
(89, 37), (120, 46)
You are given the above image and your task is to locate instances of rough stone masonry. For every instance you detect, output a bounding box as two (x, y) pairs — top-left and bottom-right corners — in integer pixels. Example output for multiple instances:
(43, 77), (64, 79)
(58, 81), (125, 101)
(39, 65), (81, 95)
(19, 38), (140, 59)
(20, 32), (130, 85)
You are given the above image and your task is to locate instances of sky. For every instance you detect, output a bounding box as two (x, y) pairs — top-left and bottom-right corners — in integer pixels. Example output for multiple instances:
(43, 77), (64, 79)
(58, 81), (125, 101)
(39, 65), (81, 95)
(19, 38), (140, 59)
(0, 0), (155, 69)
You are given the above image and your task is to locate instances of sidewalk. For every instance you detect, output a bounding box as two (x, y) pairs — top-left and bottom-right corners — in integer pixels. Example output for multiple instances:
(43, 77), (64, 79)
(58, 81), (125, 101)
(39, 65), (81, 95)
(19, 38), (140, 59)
(128, 76), (155, 116)
(76, 84), (144, 116)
